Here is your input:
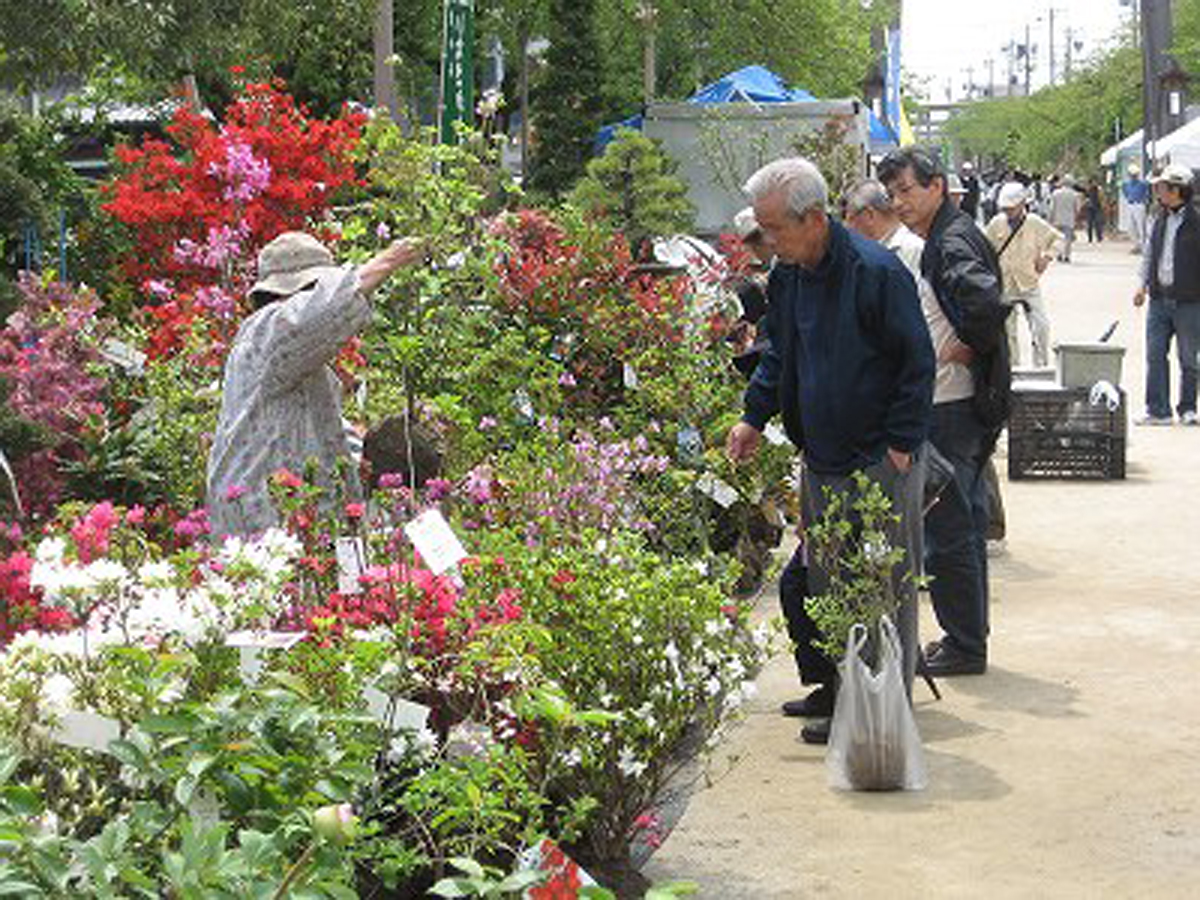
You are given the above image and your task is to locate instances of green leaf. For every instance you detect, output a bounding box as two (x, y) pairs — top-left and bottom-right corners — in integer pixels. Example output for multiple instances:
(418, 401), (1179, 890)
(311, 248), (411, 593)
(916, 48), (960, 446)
(448, 857), (486, 879)
(645, 883), (701, 898)
(1, 785), (42, 816)
(428, 878), (476, 898)
(140, 713), (201, 734)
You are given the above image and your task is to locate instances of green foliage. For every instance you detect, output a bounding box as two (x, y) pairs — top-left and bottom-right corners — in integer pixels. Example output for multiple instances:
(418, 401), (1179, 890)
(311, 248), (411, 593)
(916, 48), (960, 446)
(945, 35), (1141, 175)
(803, 471), (907, 662)
(568, 128), (694, 251)
(528, 0), (606, 198)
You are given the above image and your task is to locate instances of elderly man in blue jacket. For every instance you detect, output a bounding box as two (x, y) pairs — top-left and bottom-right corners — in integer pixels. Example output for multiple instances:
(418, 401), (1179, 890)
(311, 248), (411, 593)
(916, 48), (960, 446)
(726, 157), (935, 745)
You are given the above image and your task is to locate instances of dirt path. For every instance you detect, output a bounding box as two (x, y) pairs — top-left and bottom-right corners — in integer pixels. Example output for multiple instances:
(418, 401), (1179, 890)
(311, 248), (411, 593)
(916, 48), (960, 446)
(642, 236), (1200, 898)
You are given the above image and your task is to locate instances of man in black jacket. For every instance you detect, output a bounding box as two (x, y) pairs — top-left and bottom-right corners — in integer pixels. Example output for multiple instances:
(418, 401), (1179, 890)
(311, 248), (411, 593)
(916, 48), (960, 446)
(1133, 163), (1200, 426)
(726, 156), (934, 744)
(878, 148), (1009, 677)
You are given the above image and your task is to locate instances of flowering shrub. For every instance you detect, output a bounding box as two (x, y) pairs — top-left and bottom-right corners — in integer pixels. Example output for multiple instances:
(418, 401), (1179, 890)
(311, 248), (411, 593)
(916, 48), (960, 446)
(0, 275), (112, 515)
(101, 78), (366, 359)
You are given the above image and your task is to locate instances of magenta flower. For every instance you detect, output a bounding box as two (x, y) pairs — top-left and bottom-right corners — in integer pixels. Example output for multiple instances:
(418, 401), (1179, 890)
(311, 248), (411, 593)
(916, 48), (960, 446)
(344, 502), (366, 519)
(478, 416), (498, 431)
(224, 484), (247, 502)
(378, 472), (406, 489)
(558, 371), (577, 387)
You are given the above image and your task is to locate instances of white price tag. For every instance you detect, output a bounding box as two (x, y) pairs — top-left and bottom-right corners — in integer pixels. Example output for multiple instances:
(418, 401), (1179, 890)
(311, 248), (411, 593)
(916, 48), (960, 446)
(695, 472), (739, 509)
(100, 339), (147, 375)
(763, 422), (791, 446)
(362, 687), (431, 731)
(52, 710), (121, 754)
(623, 362), (639, 389)
(226, 631), (305, 684)
(336, 536), (367, 594)
(403, 509), (467, 575)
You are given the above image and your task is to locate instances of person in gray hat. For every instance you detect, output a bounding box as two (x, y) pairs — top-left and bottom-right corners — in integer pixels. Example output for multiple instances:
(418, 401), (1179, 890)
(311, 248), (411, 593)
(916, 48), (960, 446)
(1047, 174), (1081, 262)
(1134, 163), (1200, 425)
(206, 231), (425, 538)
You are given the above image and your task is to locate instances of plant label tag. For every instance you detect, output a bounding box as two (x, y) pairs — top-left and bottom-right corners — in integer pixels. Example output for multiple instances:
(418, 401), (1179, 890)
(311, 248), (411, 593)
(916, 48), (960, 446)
(52, 710), (121, 754)
(404, 509), (467, 574)
(226, 631), (305, 684)
(763, 422), (791, 446)
(676, 424), (703, 466)
(512, 388), (535, 425)
(335, 536), (367, 594)
(363, 687), (431, 731)
(695, 472), (739, 508)
(623, 362), (639, 389)
(100, 339), (147, 375)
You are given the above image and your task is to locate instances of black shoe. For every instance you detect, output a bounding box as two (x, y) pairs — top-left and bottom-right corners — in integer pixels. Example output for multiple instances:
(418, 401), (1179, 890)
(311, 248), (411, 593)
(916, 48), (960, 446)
(800, 717), (831, 745)
(919, 642), (987, 677)
(781, 684), (834, 718)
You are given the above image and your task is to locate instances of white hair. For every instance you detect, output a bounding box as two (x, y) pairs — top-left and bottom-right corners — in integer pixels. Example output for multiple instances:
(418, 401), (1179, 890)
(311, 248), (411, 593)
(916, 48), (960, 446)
(743, 157), (828, 219)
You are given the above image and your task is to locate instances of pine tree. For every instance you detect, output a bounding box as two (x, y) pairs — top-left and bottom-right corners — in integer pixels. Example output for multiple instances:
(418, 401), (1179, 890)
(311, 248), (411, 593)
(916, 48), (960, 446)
(527, 0), (604, 198)
(568, 128), (694, 252)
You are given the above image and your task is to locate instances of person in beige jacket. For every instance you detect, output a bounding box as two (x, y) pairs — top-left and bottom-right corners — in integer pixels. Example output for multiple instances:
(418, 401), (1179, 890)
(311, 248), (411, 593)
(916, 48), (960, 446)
(984, 182), (1062, 367)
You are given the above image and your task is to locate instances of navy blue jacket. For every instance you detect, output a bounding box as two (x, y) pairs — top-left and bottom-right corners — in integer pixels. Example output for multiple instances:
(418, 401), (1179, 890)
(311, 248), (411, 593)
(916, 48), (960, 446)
(742, 219), (934, 475)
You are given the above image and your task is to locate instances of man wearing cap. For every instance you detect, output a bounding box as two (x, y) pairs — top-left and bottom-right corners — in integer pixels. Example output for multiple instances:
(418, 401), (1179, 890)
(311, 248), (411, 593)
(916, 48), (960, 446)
(1123, 163), (1150, 253)
(1047, 175), (1081, 263)
(207, 231), (425, 538)
(1133, 163), (1200, 426)
(878, 146), (1008, 678)
(985, 182), (1062, 368)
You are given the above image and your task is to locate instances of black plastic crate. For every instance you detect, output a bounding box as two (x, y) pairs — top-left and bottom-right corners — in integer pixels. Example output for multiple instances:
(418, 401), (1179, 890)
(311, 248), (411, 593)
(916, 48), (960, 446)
(1007, 387), (1126, 480)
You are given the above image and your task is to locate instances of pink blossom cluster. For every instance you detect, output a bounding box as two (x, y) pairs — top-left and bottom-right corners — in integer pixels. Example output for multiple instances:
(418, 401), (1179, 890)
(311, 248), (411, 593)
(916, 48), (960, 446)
(208, 136), (273, 203)
(173, 222), (251, 272)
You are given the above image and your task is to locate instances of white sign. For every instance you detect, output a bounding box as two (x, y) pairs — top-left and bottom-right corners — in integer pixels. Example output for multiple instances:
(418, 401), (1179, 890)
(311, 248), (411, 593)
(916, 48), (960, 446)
(623, 362), (639, 389)
(695, 472), (739, 509)
(362, 687), (431, 731)
(100, 339), (147, 375)
(763, 422), (791, 446)
(335, 536), (367, 594)
(226, 631), (305, 683)
(403, 509), (467, 575)
(52, 709), (121, 753)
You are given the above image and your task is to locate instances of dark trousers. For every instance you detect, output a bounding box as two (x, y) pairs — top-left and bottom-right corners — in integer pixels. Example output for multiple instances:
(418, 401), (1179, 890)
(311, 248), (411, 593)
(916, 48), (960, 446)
(925, 399), (992, 660)
(778, 453), (925, 694)
(1087, 208), (1104, 242)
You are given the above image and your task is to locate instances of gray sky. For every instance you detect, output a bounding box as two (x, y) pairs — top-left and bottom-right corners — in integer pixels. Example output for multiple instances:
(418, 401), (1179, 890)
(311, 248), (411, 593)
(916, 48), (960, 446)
(901, 0), (1133, 103)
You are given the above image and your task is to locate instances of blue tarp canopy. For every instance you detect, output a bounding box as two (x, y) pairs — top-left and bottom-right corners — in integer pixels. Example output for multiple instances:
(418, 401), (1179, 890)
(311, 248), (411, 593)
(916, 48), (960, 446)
(595, 65), (816, 151)
(688, 65), (816, 104)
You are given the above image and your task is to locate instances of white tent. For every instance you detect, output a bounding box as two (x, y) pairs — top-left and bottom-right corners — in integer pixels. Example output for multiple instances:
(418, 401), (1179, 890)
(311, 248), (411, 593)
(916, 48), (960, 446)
(1148, 117), (1200, 169)
(1100, 129), (1142, 167)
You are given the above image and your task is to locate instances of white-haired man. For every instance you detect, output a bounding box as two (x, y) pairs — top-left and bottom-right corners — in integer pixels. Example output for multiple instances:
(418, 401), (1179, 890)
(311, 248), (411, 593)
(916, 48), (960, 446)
(726, 158), (935, 744)
(207, 231), (426, 538)
(984, 182), (1062, 368)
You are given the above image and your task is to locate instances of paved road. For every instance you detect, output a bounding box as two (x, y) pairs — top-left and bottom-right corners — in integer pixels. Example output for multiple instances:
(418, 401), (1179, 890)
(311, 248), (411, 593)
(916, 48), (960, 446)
(643, 236), (1200, 898)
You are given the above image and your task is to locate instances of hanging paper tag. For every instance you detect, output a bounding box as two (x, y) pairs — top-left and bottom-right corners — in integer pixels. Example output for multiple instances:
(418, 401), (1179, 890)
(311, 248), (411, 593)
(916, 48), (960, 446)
(763, 422), (791, 446)
(676, 425), (704, 466)
(403, 509), (467, 574)
(226, 631), (305, 684)
(336, 536), (367, 594)
(362, 687), (431, 731)
(623, 362), (639, 389)
(512, 388), (536, 425)
(52, 710), (121, 754)
(187, 786), (221, 831)
(100, 339), (147, 375)
(695, 472), (739, 509)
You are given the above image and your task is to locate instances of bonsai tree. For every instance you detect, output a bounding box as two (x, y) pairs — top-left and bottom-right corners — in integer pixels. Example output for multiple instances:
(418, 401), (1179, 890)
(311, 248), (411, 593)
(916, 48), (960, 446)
(568, 128), (694, 257)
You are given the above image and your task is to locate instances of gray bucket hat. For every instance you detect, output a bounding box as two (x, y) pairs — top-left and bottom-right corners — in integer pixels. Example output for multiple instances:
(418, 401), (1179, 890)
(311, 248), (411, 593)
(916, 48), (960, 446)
(250, 232), (340, 298)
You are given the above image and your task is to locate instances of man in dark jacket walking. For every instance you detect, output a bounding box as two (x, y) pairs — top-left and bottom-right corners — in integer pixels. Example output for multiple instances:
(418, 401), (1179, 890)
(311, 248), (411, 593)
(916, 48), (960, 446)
(726, 156), (935, 744)
(878, 147), (1009, 678)
(1134, 163), (1200, 426)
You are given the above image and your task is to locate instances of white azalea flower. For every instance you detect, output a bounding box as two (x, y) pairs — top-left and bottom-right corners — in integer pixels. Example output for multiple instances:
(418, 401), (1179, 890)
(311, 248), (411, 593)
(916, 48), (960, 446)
(617, 747), (647, 778)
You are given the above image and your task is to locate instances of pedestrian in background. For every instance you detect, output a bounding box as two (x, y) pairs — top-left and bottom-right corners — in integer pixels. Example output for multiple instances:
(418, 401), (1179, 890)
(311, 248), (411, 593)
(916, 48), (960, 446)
(985, 182), (1062, 368)
(1085, 178), (1105, 243)
(1047, 175), (1082, 263)
(1124, 163), (1150, 254)
(1133, 163), (1200, 426)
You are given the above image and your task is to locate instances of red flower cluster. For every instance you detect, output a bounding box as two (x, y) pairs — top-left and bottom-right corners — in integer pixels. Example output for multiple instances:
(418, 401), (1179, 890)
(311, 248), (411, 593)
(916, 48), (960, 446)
(298, 560), (524, 656)
(0, 551), (72, 645)
(101, 79), (367, 360)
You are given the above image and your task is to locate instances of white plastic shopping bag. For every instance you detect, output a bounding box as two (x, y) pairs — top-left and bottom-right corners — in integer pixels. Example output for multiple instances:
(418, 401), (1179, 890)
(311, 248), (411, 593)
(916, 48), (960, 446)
(826, 615), (927, 791)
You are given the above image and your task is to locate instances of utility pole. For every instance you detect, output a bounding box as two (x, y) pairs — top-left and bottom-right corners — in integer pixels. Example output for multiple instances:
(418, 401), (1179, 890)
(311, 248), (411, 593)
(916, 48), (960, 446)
(1049, 7), (1056, 87)
(1064, 26), (1074, 78)
(373, 0), (398, 120)
(1025, 23), (1033, 96)
(638, 2), (657, 106)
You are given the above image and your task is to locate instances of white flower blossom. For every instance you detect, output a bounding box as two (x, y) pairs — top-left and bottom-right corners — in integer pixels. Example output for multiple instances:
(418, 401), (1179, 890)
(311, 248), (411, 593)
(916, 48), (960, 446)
(617, 746), (647, 778)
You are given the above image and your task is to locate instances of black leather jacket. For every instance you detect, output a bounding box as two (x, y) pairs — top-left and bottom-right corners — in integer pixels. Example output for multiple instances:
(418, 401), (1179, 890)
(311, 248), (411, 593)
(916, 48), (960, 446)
(919, 199), (1007, 352)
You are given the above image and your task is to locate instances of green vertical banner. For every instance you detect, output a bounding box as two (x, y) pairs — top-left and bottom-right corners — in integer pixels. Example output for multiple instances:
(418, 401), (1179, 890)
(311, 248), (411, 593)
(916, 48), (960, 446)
(439, 0), (475, 144)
